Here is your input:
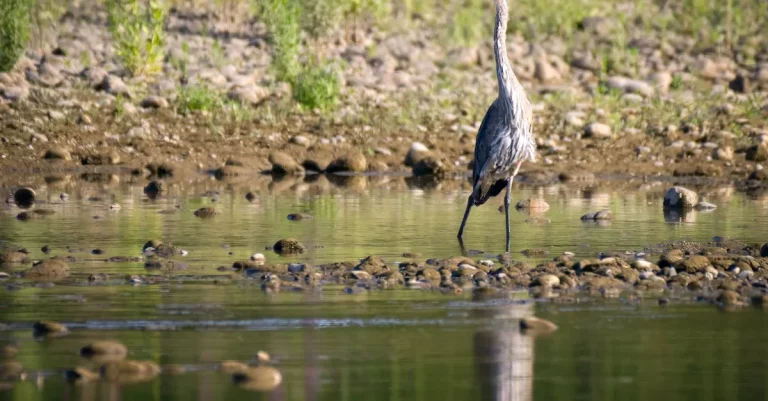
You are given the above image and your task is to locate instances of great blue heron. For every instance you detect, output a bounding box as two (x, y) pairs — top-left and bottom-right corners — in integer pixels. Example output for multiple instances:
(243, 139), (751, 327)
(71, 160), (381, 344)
(457, 0), (536, 253)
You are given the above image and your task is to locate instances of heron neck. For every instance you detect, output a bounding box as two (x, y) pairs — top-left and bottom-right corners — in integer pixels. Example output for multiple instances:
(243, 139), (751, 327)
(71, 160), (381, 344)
(493, 0), (517, 102)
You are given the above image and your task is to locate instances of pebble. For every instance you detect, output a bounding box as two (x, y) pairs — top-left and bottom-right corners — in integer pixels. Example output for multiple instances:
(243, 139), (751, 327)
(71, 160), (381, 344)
(250, 253), (266, 264)
(290, 135), (310, 147)
(584, 122), (612, 139)
(139, 95), (169, 109)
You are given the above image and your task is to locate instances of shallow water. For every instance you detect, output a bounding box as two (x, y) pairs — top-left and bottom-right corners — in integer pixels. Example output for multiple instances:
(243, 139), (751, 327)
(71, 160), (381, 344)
(1, 177), (768, 400)
(2, 178), (768, 270)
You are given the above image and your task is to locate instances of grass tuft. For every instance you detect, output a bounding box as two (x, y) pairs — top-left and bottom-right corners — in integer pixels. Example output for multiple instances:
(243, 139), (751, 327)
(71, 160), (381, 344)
(0, 0), (31, 72)
(105, 0), (168, 76)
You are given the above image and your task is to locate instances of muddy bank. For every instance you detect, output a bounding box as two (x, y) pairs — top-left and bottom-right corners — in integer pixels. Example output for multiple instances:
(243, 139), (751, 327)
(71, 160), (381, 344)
(0, 1), (767, 188)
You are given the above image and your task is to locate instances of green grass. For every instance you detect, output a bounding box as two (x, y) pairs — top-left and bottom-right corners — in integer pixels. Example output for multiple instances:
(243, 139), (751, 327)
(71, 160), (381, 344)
(176, 84), (226, 115)
(176, 84), (255, 123)
(450, 0), (486, 48)
(105, 0), (167, 76)
(0, 0), (31, 72)
(255, 0), (344, 111)
(293, 60), (342, 112)
(256, 0), (301, 81)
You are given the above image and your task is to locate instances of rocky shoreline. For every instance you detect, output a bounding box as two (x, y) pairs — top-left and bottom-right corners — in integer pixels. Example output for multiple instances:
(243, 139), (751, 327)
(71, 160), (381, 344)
(0, 1), (767, 187)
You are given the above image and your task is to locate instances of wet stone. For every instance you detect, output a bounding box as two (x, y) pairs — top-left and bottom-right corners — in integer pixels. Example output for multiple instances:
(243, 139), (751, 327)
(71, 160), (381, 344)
(194, 207), (217, 218)
(515, 198), (550, 211)
(33, 321), (68, 337)
(326, 152), (368, 173)
(24, 258), (70, 281)
(412, 156), (446, 176)
(13, 187), (36, 207)
(273, 238), (305, 254)
(269, 152), (304, 175)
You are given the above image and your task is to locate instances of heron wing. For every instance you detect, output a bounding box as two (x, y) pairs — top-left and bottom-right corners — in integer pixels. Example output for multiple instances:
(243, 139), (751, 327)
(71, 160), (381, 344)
(471, 100), (511, 205)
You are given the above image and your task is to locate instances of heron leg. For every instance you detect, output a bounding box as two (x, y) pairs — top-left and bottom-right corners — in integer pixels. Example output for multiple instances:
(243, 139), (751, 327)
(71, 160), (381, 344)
(457, 195), (473, 240)
(504, 179), (511, 254)
(505, 162), (523, 254)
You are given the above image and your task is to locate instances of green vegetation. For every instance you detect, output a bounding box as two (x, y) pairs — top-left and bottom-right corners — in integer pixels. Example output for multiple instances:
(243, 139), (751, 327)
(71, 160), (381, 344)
(256, 0), (345, 111)
(0, 0), (31, 72)
(450, 0), (486, 47)
(176, 84), (226, 115)
(176, 84), (254, 123)
(292, 59), (342, 112)
(255, 0), (301, 81)
(105, 0), (167, 76)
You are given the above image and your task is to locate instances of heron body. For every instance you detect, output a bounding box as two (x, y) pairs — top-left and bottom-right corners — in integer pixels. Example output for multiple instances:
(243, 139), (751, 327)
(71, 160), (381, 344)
(457, 0), (536, 253)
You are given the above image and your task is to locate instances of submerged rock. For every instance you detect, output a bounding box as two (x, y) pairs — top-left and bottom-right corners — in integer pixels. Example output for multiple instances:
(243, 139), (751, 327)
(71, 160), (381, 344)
(273, 238), (305, 254)
(581, 209), (613, 221)
(194, 207), (217, 218)
(663, 186), (698, 210)
(24, 258), (70, 280)
(0, 249), (29, 263)
(515, 198), (550, 211)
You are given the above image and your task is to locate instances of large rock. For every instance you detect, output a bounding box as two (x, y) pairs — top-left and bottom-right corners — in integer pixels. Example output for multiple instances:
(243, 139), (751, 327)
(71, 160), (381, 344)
(404, 142), (430, 167)
(354, 255), (389, 275)
(96, 75), (131, 98)
(269, 152), (303, 175)
(663, 186), (698, 210)
(584, 122), (612, 139)
(412, 156), (446, 176)
(326, 152), (367, 173)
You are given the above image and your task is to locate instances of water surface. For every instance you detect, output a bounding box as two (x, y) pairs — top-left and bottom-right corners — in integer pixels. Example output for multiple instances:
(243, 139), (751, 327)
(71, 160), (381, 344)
(1, 177), (767, 401)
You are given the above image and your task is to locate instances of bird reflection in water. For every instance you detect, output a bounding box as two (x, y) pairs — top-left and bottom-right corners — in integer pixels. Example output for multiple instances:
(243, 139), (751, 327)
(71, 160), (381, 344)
(473, 302), (535, 401)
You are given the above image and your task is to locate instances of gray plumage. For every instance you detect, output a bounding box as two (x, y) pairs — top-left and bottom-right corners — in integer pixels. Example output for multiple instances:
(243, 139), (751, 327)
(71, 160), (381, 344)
(457, 0), (536, 253)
